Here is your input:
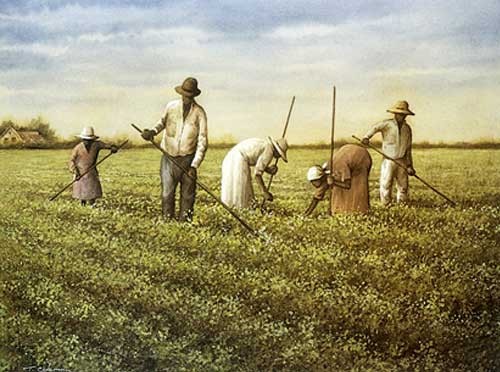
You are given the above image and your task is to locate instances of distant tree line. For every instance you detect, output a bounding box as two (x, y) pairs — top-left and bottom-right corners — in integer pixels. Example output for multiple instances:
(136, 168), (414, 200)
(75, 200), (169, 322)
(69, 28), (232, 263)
(0, 117), (498, 149)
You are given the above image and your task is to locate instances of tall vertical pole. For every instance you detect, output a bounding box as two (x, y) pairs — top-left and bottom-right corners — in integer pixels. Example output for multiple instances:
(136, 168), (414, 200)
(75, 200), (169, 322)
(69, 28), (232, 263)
(330, 86), (336, 167)
(329, 86), (336, 213)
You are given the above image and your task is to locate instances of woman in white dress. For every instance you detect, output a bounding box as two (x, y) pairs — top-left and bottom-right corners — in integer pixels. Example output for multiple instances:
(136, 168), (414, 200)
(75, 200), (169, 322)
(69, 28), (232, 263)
(221, 137), (288, 208)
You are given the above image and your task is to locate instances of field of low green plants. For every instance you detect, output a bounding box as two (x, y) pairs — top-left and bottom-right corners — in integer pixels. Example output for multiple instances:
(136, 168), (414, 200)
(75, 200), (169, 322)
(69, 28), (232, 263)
(0, 146), (499, 371)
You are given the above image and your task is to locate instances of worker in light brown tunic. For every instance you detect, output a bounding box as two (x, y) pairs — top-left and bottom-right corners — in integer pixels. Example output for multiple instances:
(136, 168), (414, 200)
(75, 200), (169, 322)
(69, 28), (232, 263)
(69, 126), (117, 206)
(304, 144), (372, 215)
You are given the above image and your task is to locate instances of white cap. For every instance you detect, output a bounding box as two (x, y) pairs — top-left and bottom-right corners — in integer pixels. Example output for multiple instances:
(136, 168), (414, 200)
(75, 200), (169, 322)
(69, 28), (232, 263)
(307, 165), (324, 181)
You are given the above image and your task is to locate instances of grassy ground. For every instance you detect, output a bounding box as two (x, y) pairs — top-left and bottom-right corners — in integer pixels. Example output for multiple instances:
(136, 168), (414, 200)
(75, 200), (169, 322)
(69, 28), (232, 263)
(0, 146), (499, 371)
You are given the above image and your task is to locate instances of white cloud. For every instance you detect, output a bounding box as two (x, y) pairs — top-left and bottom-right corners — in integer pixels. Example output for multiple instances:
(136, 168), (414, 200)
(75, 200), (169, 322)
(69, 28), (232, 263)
(375, 66), (500, 81)
(0, 43), (69, 57)
(1, 3), (190, 35)
(266, 23), (339, 40)
(76, 27), (220, 44)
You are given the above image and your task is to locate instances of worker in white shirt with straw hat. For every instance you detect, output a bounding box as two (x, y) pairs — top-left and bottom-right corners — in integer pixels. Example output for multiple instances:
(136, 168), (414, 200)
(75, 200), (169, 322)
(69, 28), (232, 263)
(362, 100), (416, 206)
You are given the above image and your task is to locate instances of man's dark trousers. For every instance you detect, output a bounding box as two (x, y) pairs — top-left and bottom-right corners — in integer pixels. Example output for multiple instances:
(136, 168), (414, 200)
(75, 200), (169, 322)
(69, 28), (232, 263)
(160, 153), (196, 221)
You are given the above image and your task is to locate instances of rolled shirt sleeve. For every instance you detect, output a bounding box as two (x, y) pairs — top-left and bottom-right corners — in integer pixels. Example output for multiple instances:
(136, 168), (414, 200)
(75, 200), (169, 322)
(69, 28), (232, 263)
(190, 107), (208, 169)
(153, 105), (168, 135)
(364, 120), (388, 140)
(254, 143), (274, 176)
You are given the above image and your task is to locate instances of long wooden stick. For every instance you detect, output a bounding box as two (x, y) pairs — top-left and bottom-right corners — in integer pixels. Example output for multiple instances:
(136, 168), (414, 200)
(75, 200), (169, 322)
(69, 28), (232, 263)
(352, 135), (456, 206)
(131, 124), (260, 236)
(260, 96), (295, 209)
(330, 86), (336, 167)
(329, 86), (336, 207)
(49, 140), (129, 201)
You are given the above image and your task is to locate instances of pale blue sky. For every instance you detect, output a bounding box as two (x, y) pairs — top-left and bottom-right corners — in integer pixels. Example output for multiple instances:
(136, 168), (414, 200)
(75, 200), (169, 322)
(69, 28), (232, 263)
(0, 0), (499, 142)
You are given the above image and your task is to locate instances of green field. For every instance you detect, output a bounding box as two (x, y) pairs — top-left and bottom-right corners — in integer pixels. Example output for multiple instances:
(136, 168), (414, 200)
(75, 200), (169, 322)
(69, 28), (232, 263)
(1, 147), (499, 371)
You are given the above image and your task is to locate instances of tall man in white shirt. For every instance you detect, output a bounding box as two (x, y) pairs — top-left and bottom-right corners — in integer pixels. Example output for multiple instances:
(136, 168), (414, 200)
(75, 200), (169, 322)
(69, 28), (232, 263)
(362, 100), (416, 206)
(141, 77), (208, 221)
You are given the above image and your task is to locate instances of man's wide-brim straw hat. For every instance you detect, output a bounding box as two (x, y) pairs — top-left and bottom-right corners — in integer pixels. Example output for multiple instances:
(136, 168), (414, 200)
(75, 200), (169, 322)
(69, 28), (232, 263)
(77, 126), (99, 140)
(387, 100), (415, 116)
(175, 77), (201, 97)
(269, 137), (288, 163)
